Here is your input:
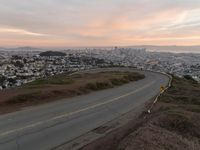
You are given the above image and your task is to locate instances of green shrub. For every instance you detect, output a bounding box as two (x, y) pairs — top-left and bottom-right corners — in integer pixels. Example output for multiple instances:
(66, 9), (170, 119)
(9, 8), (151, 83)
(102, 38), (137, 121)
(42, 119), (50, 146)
(110, 78), (124, 85)
(85, 83), (98, 90)
(6, 92), (43, 104)
(95, 82), (111, 89)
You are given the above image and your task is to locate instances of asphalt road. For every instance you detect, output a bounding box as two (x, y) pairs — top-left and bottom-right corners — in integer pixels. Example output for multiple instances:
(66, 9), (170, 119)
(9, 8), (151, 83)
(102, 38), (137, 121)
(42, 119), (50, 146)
(0, 68), (169, 150)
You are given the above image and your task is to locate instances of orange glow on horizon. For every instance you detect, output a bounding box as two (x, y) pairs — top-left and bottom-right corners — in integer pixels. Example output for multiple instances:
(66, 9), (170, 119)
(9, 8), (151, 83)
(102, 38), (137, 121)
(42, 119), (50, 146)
(0, 0), (200, 47)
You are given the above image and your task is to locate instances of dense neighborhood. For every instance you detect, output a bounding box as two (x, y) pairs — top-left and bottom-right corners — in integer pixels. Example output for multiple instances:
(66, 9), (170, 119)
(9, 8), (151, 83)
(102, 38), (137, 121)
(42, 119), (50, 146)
(0, 47), (200, 89)
(0, 50), (110, 89)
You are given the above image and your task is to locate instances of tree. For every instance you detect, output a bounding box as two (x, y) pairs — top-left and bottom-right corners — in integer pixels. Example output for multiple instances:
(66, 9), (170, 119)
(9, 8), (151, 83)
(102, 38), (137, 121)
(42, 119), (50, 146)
(0, 76), (6, 85)
(183, 75), (197, 83)
(14, 61), (24, 68)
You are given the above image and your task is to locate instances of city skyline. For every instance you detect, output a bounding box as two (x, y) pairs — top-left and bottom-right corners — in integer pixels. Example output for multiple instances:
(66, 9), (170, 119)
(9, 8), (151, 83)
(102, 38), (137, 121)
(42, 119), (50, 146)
(0, 0), (200, 48)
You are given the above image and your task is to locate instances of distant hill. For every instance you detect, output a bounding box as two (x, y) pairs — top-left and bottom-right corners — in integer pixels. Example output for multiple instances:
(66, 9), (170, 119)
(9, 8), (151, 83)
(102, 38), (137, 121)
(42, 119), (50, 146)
(40, 51), (66, 57)
(11, 47), (42, 51)
(1, 45), (200, 53)
(126, 45), (200, 53)
(0, 47), (44, 51)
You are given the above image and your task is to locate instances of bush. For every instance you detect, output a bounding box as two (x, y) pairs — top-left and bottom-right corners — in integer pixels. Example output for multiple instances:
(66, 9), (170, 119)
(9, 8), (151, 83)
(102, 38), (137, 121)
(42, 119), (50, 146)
(183, 75), (197, 84)
(110, 78), (125, 85)
(85, 83), (98, 90)
(6, 92), (43, 104)
(95, 82), (112, 89)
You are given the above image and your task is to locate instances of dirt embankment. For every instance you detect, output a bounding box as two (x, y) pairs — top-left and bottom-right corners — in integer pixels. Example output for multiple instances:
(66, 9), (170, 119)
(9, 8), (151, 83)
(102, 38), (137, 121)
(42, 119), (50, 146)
(81, 76), (200, 150)
(0, 71), (144, 115)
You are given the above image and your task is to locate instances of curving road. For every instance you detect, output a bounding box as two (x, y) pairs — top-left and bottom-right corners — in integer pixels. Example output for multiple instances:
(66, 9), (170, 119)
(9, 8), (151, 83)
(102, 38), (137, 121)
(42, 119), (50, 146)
(0, 68), (169, 150)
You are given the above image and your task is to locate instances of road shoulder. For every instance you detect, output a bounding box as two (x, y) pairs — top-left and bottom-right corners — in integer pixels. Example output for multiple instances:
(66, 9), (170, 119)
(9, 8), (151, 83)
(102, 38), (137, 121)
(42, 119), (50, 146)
(75, 76), (200, 150)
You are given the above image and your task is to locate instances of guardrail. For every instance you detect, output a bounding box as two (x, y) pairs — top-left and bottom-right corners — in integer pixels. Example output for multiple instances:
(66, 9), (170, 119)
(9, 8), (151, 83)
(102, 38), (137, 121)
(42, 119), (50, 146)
(147, 71), (173, 113)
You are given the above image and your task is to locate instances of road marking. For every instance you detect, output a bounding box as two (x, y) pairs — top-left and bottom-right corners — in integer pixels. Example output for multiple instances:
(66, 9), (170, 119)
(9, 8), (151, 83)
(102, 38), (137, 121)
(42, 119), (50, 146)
(0, 81), (155, 138)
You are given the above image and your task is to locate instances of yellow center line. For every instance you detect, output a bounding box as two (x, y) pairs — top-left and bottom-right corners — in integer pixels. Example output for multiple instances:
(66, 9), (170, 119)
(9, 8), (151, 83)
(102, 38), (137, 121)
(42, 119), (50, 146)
(0, 81), (155, 138)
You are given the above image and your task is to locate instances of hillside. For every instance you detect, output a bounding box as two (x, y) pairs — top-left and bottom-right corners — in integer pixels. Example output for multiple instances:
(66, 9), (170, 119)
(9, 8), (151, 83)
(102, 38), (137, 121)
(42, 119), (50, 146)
(82, 76), (200, 150)
(127, 45), (200, 53)
(0, 71), (144, 114)
(40, 51), (66, 56)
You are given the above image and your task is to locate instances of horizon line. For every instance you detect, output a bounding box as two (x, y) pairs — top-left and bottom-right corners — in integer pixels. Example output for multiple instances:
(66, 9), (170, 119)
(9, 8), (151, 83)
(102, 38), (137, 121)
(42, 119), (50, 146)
(1, 44), (200, 49)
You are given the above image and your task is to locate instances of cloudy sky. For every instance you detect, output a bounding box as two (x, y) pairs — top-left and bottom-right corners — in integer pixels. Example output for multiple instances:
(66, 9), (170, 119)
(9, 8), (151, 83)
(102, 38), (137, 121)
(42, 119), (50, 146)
(0, 0), (200, 47)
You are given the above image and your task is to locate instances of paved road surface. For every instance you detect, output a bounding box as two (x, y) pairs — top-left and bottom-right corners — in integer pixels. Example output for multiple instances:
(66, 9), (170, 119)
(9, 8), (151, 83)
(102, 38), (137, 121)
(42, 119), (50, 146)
(0, 68), (169, 150)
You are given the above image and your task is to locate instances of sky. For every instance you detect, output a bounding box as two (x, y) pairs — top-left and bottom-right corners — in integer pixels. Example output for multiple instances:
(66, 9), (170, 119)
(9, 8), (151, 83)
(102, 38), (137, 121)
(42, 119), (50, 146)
(0, 0), (200, 47)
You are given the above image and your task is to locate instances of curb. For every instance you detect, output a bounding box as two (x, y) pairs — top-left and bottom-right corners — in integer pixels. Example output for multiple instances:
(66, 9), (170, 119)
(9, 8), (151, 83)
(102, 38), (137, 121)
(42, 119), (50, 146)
(147, 70), (173, 113)
(67, 67), (173, 114)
